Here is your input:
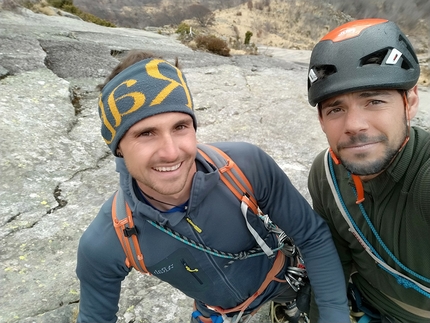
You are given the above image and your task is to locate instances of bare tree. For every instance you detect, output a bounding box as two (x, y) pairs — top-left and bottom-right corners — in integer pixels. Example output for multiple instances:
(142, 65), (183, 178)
(188, 4), (214, 26)
(233, 25), (240, 40)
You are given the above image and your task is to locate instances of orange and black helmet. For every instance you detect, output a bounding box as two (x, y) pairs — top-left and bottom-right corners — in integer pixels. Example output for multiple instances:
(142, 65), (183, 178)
(307, 18), (420, 107)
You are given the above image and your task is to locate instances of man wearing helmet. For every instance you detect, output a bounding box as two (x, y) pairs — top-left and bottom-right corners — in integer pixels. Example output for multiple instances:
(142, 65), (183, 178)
(307, 19), (430, 322)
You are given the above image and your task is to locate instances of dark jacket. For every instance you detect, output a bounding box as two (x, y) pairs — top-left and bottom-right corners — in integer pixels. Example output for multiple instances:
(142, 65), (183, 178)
(308, 127), (430, 322)
(77, 142), (350, 322)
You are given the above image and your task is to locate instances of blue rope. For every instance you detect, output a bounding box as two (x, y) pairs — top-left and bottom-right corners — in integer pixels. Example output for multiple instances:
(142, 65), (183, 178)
(378, 265), (430, 298)
(354, 192), (430, 284)
(328, 157), (384, 261)
(328, 155), (430, 298)
(147, 220), (284, 260)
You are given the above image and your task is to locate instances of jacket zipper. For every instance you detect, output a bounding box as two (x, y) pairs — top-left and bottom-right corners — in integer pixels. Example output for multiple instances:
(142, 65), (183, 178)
(181, 259), (203, 284)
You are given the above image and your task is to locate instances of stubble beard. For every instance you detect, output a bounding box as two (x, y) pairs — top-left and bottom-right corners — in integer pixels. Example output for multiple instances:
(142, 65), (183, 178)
(338, 125), (408, 176)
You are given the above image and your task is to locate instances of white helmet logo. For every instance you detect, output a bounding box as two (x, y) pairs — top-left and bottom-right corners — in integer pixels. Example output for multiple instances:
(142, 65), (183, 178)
(386, 48), (402, 65)
(308, 69), (318, 84)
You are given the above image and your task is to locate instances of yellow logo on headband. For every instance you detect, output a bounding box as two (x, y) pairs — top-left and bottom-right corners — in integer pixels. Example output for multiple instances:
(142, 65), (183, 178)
(99, 59), (193, 144)
(146, 59), (192, 108)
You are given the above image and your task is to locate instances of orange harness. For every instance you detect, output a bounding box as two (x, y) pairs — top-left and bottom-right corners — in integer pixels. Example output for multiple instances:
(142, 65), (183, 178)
(194, 250), (286, 322)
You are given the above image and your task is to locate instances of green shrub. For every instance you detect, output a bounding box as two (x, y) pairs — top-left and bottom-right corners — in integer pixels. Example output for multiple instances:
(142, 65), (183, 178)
(28, 0), (117, 27)
(59, 3), (116, 27)
(61, 4), (78, 14)
(244, 31), (253, 45)
(47, 0), (72, 8)
(176, 22), (191, 34)
(195, 35), (230, 57)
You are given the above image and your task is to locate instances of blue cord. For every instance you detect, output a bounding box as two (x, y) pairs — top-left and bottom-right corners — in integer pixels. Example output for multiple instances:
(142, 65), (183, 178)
(328, 157), (385, 261)
(354, 192), (430, 284)
(328, 155), (430, 298)
(147, 220), (284, 259)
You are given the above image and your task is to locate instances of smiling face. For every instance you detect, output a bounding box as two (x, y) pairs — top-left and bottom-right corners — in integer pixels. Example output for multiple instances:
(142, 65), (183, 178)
(117, 112), (197, 205)
(319, 87), (419, 179)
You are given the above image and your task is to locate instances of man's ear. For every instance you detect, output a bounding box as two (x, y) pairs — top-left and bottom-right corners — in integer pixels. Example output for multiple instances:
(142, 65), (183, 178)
(407, 85), (419, 120)
(116, 146), (123, 157)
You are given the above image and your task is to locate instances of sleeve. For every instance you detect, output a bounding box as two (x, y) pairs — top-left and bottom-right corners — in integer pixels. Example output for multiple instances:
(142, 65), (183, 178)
(76, 195), (131, 323)
(222, 143), (351, 322)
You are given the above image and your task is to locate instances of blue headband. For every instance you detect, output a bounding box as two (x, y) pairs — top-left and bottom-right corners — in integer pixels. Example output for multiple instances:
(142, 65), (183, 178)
(98, 58), (197, 155)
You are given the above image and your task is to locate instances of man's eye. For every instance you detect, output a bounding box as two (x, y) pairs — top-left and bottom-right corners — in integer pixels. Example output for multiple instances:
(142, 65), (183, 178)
(326, 107), (341, 115)
(139, 132), (152, 137)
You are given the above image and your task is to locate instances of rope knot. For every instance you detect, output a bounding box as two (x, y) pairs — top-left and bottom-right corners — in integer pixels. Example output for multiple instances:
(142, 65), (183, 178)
(236, 251), (248, 260)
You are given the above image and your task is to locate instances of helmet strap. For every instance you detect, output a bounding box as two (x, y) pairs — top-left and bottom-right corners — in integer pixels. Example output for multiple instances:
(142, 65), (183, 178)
(329, 148), (341, 165)
(399, 91), (411, 151)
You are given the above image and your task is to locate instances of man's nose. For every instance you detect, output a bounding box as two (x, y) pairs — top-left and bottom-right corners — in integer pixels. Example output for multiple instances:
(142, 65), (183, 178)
(158, 135), (179, 160)
(344, 106), (369, 135)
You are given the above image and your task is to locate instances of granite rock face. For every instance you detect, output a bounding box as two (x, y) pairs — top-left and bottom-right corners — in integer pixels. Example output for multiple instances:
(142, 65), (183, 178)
(1, 7), (429, 323)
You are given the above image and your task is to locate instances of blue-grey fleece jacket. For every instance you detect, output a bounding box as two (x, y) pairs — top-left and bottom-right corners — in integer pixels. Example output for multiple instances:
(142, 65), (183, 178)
(76, 142), (350, 322)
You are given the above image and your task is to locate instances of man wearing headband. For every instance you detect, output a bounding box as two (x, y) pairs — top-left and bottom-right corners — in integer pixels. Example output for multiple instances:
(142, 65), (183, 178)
(76, 50), (350, 323)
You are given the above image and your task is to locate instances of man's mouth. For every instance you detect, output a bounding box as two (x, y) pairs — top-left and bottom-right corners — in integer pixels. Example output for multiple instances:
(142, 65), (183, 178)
(344, 142), (375, 149)
(339, 134), (387, 151)
(153, 163), (181, 172)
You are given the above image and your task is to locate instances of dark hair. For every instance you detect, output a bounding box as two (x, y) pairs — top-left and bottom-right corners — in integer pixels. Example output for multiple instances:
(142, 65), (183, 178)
(97, 50), (180, 91)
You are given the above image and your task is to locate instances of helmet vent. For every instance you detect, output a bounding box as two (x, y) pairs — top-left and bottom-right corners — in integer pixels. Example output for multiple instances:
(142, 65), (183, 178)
(401, 58), (412, 70)
(313, 65), (337, 79)
(361, 50), (388, 66)
(398, 34), (419, 66)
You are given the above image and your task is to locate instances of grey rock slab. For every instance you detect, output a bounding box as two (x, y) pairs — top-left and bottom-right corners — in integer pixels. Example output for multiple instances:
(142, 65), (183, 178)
(0, 69), (75, 230)
(0, 35), (46, 74)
